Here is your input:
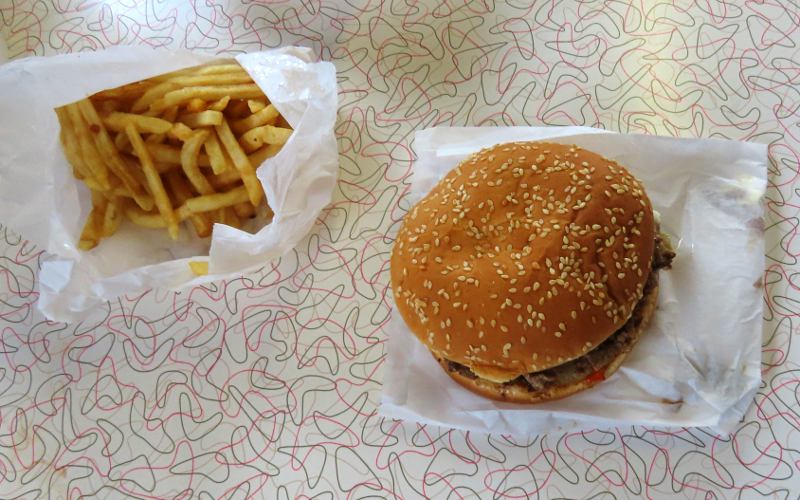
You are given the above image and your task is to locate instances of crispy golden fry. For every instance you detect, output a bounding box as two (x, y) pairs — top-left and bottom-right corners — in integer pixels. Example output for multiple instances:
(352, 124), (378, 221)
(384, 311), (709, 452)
(231, 104), (280, 134)
(125, 123), (179, 239)
(208, 145), (281, 190)
(188, 261), (209, 276)
(79, 208), (102, 250)
(79, 192), (109, 250)
(214, 120), (263, 206)
(64, 104), (112, 190)
(240, 125), (292, 153)
(168, 122), (194, 142)
(150, 84), (263, 112)
(131, 81), (179, 113)
(114, 130), (130, 151)
(104, 112), (173, 134)
(209, 96), (231, 112)
(181, 130), (215, 195)
(203, 130), (230, 175)
(165, 73), (253, 87)
(186, 98), (207, 113)
(248, 143), (283, 167)
(135, 142), (212, 168)
(185, 185), (250, 213)
(156, 62), (240, 79)
(179, 110), (224, 128)
(247, 99), (267, 113)
(146, 106), (178, 144)
(102, 197), (123, 237)
(233, 201), (256, 219)
(98, 100), (121, 116)
(125, 204), (170, 228)
(209, 168), (243, 190)
(56, 107), (91, 181)
(167, 171), (212, 237)
(92, 81), (154, 102)
(76, 100), (153, 210)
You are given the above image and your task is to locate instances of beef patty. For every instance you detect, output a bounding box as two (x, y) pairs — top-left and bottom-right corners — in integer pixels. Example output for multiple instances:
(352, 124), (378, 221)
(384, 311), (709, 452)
(445, 233), (676, 392)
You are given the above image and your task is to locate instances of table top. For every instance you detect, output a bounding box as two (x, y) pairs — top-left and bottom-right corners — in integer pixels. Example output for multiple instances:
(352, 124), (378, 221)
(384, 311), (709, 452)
(1, 1), (797, 498)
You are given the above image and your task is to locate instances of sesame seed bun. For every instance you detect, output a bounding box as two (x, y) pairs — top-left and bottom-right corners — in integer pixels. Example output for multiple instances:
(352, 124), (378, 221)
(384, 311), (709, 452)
(438, 278), (659, 403)
(391, 141), (656, 392)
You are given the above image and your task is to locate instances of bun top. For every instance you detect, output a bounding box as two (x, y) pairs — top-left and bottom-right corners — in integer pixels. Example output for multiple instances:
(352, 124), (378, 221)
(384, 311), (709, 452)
(391, 141), (655, 382)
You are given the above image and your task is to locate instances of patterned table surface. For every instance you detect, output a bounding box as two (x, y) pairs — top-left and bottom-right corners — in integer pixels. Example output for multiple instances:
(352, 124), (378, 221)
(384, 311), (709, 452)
(1, 1), (798, 498)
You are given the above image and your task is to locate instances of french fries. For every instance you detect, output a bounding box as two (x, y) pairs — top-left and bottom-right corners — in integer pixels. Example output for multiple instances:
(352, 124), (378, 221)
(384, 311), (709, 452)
(188, 261), (209, 276)
(54, 60), (293, 250)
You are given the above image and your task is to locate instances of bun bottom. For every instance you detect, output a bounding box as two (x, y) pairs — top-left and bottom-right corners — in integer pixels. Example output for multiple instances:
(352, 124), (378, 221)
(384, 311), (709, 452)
(437, 279), (660, 404)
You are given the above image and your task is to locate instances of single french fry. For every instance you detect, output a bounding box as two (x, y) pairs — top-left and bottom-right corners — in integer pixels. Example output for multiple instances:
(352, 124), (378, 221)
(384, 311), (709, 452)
(248, 143), (283, 167)
(155, 61), (240, 79)
(231, 104), (279, 134)
(79, 193), (108, 250)
(150, 84), (263, 112)
(79, 208), (102, 250)
(179, 110), (224, 128)
(180, 130), (215, 195)
(186, 98), (208, 113)
(164, 73), (253, 87)
(209, 168), (243, 190)
(102, 197), (123, 237)
(98, 100), (121, 116)
(137, 142), (212, 168)
(76, 100), (153, 210)
(168, 123), (195, 142)
(203, 129), (231, 175)
(209, 96), (230, 111)
(146, 106), (179, 144)
(131, 81), (180, 113)
(125, 205), (168, 228)
(114, 130), (131, 152)
(65, 103), (113, 190)
(188, 261), (209, 276)
(207, 144), (279, 190)
(104, 112), (173, 134)
(215, 119), (263, 206)
(91, 81), (154, 102)
(233, 201), (256, 219)
(247, 99), (267, 113)
(167, 171), (212, 237)
(121, 151), (177, 175)
(124, 123), (179, 239)
(184, 185), (250, 213)
(240, 125), (292, 153)
(55, 107), (93, 182)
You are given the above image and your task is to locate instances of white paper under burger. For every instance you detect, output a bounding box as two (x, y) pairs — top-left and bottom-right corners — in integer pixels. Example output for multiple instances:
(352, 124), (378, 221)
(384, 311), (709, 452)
(380, 126), (767, 435)
(0, 46), (338, 322)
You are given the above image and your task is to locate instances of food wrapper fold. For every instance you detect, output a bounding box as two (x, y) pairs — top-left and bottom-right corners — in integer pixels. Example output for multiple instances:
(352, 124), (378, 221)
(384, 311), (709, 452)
(0, 46), (338, 322)
(380, 126), (767, 435)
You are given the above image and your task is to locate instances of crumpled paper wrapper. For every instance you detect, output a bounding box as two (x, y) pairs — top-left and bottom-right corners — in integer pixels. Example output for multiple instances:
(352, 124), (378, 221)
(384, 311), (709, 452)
(0, 46), (338, 322)
(380, 126), (767, 436)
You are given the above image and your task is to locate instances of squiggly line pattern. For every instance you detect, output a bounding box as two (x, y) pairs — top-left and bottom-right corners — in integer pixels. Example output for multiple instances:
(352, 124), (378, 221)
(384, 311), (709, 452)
(1, 0), (799, 497)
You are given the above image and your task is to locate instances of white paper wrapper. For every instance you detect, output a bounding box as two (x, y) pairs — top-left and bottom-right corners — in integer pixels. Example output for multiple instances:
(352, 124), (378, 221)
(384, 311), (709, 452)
(0, 46), (338, 322)
(380, 126), (767, 436)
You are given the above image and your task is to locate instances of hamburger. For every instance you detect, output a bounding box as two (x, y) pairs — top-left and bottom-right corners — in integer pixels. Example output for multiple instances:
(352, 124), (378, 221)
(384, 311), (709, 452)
(390, 141), (674, 403)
